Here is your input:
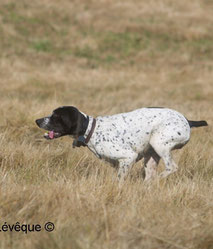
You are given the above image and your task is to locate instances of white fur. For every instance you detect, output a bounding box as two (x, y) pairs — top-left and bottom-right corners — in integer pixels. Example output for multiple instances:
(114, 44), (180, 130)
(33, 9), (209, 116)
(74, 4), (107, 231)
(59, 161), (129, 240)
(84, 108), (191, 181)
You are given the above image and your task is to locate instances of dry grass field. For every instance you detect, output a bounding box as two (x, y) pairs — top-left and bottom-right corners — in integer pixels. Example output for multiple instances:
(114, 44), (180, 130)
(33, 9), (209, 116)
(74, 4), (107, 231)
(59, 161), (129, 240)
(0, 0), (213, 248)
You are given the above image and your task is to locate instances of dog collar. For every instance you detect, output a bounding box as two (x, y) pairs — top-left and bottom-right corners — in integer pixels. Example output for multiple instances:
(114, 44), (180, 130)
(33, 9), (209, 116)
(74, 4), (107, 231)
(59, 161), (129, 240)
(85, 118), (96, 144)
(73, 118), (96, 148)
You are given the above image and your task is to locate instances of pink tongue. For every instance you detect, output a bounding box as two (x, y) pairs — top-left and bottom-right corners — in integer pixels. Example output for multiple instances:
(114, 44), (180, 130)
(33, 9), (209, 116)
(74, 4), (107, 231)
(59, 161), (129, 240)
(49, 131), (54, 139)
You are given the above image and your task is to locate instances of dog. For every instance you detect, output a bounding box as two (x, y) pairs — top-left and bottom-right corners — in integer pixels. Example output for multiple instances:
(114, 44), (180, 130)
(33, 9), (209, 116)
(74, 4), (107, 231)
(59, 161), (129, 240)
(35, 106), (208, 181)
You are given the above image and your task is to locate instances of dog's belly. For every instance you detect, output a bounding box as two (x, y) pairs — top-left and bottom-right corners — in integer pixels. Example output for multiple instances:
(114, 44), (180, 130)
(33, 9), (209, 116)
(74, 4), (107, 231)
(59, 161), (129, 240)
(89, 132), (151, 161)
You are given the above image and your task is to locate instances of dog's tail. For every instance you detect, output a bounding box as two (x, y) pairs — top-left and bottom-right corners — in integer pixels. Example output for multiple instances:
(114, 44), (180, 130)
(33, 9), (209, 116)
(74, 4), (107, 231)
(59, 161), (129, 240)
(188, 120), (208, 128)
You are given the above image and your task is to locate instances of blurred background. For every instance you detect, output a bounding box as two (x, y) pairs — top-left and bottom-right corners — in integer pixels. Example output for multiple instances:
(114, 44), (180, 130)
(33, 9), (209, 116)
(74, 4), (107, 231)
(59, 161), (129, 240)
(0, 1), (212, 248)
(1, 0), (212, 116)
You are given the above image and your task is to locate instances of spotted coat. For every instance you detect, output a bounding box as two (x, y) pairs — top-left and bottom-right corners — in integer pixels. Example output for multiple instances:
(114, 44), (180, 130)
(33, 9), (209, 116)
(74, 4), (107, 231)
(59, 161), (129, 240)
(35, 106), (207, 182)
(84, 107), (192, 181)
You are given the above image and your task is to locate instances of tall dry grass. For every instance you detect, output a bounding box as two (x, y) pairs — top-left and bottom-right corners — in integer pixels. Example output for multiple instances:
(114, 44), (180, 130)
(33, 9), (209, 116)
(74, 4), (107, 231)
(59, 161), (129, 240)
(0, 0), (213, 248)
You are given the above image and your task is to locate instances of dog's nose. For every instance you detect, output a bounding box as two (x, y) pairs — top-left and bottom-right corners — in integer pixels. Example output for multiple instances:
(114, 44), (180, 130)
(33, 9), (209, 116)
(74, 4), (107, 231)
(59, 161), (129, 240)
(35, 119), (42, 127)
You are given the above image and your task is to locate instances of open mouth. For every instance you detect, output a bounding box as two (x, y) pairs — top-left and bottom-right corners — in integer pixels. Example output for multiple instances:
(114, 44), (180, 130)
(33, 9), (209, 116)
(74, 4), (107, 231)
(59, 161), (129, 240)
(44, 131), (62, 140)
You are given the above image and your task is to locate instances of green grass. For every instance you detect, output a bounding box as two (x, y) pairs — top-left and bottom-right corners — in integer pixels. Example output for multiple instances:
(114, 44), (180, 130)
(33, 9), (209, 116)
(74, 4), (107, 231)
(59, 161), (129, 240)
(1, 1), (212, 68)
(31, 40), (53, 52)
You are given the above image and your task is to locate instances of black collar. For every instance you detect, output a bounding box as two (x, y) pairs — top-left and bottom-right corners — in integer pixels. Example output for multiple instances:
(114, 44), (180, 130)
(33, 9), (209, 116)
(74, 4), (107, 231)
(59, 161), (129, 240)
(73, 117), (96, 148)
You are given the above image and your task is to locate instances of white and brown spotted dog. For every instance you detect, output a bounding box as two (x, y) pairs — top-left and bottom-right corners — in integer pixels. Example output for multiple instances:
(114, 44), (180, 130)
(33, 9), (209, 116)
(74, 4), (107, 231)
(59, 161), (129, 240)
(35, 106), (208, 181)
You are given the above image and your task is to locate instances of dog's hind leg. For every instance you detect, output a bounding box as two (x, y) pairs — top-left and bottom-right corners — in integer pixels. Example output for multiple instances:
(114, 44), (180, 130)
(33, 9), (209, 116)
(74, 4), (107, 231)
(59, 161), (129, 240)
(149, 127), (189, 179)
(143, 146), (160, 181)
(144, 154), (160, 181)
(159, 152), (178, 178)
(150, 144), (178, 179)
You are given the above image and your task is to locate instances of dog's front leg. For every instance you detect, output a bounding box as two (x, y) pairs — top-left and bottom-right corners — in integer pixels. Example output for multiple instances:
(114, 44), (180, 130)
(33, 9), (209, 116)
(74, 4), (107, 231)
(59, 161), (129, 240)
(117, 154), (137, 185)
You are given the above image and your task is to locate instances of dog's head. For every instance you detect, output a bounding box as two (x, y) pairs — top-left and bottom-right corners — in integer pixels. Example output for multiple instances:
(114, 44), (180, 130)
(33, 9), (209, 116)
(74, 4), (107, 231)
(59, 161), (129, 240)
(35, 106), (88, 140)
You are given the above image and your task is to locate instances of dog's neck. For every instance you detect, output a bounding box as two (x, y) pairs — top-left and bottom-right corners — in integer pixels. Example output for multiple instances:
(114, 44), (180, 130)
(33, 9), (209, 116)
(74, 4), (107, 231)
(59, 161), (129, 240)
(72, 114), (95, 148)
(73, 112), (89, 136)
(83, 116), (94, 138)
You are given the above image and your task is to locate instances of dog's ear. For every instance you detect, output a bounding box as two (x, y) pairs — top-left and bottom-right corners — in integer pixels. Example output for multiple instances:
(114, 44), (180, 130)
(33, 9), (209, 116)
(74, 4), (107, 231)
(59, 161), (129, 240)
(55, 106), (88, 136)
(66, 110), (88, 136)
(60, 107), (78, 129)
(75, 112), (88, 136)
